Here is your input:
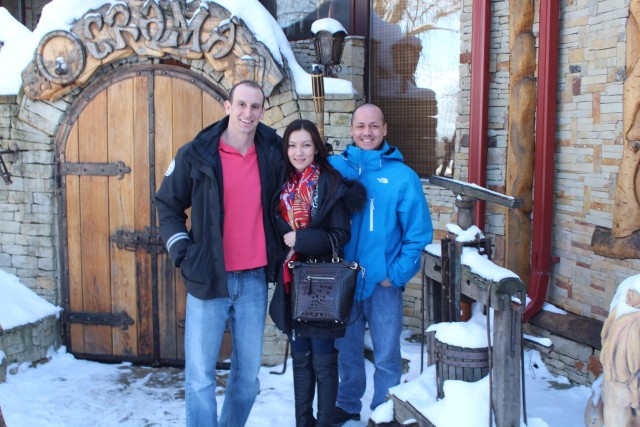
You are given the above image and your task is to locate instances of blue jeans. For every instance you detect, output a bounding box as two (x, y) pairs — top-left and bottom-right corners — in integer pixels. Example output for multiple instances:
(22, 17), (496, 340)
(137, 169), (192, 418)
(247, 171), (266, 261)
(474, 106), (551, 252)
(335, 284), (403, 413)
(185, 268), (267, 427)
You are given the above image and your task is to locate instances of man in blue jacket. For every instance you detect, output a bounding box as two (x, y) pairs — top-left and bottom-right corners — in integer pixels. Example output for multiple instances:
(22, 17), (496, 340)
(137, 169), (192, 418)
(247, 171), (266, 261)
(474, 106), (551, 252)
(329, 103), (433, 426)
(155, 80), (284, 427)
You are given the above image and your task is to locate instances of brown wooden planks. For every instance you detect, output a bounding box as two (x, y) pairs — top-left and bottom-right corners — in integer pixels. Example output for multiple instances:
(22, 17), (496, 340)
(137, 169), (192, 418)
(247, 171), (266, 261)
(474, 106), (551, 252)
(154, 74), (178, 361)
(78, 89), (112, 355)
(172, 78), (203, 361)
(65, 121), (84, 353)
(203, 91), (225, 125)
(133, 74), (154, 360)
(107, 78), (137, 357)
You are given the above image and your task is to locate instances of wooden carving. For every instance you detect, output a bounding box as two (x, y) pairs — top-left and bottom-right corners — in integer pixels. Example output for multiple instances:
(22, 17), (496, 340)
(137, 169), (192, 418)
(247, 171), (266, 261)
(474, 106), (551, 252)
(505, 0), (536, 285)
(614, 0), (640, 238)
(599, 287), (640, 427)
(21, 0), (284, 101)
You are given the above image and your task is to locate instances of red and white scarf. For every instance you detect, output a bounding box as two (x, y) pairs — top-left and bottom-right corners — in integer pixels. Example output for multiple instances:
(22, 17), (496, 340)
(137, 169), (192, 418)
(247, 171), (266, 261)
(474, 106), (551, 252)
(280, 162), (320, 291)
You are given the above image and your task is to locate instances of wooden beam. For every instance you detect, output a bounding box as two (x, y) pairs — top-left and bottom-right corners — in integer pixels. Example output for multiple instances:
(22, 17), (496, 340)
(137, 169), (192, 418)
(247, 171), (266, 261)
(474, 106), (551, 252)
(391, 395), (435, 427)
(528, 310), (604, 349)
(429, 176), (521, 208)
(591, 226), (640, 259)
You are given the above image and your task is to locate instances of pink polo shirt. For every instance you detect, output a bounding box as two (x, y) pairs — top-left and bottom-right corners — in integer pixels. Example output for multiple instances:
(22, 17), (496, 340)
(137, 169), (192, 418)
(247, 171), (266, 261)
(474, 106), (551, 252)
(219, 139), (267, 271)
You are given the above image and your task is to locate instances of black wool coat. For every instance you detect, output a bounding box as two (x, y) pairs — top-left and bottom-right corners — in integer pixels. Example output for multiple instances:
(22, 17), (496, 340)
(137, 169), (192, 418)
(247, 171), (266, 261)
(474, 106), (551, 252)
(269, 171), (367, 339)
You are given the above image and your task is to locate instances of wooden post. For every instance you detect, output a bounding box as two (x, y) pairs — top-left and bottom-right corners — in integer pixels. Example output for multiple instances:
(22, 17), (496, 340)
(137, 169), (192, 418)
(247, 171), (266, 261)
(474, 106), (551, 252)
(311, 68), (325, 141)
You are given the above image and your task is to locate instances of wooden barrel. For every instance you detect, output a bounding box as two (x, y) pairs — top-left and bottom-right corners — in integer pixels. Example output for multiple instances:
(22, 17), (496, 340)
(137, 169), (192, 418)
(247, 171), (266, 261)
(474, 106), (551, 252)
(434, 338), (489, 398)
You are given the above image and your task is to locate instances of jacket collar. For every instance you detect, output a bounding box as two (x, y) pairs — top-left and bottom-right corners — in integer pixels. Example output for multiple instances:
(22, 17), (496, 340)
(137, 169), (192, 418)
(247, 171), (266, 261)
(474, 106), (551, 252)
(189, 116), (279, 166)
(342, 140), (404, 172)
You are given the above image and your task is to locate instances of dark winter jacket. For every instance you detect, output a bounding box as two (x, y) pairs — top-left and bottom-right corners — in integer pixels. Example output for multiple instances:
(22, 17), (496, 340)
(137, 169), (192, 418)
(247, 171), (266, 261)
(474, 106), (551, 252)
(268, 171), (367, 339)
(155, 116), (285, 300)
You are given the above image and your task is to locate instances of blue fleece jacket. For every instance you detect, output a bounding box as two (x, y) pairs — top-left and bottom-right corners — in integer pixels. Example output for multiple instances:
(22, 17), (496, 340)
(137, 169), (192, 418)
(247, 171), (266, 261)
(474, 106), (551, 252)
(329, 142), (433, 300)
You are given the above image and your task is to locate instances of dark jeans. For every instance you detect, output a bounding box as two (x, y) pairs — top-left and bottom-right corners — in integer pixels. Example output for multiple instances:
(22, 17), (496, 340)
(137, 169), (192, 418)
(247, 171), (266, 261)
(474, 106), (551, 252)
(290, 335), (336, 354)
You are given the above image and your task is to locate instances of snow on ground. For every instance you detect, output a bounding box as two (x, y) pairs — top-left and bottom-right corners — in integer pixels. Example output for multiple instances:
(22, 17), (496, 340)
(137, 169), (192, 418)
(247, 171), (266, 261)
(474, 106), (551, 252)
(0, 265), (594, 427)
(0, 332), (591, 427)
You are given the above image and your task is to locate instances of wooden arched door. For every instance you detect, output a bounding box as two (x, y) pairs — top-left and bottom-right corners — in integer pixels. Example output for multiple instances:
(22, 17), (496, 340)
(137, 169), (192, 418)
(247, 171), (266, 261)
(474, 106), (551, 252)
(58, 64), (226, 364)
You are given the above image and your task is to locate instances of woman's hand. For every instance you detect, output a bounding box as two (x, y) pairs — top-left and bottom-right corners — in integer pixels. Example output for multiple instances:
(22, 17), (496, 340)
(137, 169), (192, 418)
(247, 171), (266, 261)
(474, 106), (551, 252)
(284, 231), (296, 248)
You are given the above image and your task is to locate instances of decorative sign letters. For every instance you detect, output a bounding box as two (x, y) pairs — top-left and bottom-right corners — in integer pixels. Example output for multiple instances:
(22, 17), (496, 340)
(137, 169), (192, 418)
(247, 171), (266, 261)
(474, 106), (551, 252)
(22, 0), (284, 101)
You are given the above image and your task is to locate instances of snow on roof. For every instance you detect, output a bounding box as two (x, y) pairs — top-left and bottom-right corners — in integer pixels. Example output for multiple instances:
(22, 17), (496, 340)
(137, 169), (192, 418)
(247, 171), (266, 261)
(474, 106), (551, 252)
(0, 0), (355, 96)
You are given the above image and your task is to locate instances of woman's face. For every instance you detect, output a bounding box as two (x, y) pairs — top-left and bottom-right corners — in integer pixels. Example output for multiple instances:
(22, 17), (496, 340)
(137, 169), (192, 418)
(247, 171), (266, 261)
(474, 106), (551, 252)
(287, 129), (317, 173)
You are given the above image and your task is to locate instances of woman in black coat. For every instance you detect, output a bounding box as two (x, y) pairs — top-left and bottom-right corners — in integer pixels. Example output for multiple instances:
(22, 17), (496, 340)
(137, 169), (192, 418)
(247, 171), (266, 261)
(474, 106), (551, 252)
(269, 119), (366, 427)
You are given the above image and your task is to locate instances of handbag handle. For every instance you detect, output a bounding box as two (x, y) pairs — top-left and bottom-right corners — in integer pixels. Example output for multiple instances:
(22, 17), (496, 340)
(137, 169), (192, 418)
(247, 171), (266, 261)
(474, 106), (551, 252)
(327, 232), (340, 262)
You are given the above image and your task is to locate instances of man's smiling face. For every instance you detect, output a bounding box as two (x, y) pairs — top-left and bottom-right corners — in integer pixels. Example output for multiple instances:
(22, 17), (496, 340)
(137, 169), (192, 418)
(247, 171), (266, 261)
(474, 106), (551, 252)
(224, 83), (265, 135)
(350, 104), (387, 151)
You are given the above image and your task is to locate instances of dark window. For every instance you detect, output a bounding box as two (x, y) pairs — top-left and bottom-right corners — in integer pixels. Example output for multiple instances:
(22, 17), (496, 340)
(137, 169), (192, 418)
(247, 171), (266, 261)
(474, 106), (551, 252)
(369, 0), (461, 177)
(1, 0), (24, 25)
(261, 0), (353, 40)
(262, 0), (461, 178)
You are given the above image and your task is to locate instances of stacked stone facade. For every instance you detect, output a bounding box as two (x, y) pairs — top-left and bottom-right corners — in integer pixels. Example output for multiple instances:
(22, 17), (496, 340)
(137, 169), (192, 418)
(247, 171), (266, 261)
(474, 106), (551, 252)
(457, 0), (640, 321)
(455, 0), (640, 384)
(0, 315), (61, 382)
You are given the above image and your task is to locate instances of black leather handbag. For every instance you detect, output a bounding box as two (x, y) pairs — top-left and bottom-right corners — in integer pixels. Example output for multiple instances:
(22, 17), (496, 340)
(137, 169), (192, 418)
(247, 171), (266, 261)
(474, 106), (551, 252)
(289, 234), (362, 324)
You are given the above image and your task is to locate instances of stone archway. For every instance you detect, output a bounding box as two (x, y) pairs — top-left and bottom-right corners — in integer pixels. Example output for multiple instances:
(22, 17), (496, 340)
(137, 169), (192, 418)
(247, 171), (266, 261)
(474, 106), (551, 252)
(17, 0), (289, 364)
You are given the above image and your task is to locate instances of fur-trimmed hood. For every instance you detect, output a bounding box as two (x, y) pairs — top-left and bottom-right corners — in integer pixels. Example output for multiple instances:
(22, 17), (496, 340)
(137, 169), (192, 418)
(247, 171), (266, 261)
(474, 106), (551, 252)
(340, 178), (368, 215)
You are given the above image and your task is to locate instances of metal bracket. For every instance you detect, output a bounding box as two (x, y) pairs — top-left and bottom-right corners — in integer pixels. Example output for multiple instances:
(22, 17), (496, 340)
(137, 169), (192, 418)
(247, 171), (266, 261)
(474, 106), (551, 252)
(60, 160), (131, 180)
(65, 310), (134, 330)
(0, 138), (18, 185)
(111, 226), (165, 254)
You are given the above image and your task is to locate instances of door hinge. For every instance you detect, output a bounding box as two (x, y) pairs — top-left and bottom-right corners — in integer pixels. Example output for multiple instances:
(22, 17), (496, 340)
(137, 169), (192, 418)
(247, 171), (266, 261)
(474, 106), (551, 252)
(65, 310), (134, 330)
(111, 226), (165, 254)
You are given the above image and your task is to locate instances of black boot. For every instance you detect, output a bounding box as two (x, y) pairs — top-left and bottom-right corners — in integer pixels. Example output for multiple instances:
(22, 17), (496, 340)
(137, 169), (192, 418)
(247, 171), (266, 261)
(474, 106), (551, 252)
(292, 351), (317, 427)
(312, 352), (339, 427)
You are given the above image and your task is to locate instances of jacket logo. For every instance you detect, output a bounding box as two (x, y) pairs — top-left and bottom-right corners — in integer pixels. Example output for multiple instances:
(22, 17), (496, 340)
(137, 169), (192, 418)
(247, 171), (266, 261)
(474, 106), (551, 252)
(377, 177), (389, 184)
(165, 159), (175, 176)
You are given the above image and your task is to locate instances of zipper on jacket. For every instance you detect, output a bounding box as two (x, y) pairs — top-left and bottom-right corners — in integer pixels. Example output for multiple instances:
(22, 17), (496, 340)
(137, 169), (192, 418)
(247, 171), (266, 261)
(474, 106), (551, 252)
(369, 197), (374, 232)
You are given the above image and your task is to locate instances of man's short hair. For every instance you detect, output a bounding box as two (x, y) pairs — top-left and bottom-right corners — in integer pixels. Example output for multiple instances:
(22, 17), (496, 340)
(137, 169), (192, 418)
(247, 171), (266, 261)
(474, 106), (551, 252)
(228, 80), (265, 105)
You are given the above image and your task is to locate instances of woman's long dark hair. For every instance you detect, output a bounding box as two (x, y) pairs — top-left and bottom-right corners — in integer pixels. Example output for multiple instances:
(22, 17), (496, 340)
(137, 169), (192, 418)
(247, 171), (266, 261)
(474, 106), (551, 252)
(282, 119), (342, 183)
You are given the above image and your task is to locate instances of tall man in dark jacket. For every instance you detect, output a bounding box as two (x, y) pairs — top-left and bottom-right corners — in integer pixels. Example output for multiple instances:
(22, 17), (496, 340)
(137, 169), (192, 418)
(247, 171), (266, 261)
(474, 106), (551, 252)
(156, 80), (284, 427)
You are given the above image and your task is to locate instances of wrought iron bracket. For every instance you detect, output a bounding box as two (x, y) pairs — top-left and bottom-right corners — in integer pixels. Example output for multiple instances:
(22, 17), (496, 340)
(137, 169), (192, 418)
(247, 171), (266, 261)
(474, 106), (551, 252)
(60, 160), (131, 179)
(111, 226), (166, 254)
(65, 310), (134, 330)
(0, 138), (18, 185)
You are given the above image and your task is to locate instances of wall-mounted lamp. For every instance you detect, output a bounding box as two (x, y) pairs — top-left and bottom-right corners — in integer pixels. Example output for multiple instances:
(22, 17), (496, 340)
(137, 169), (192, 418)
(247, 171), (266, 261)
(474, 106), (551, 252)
(311, 18), (346, 77)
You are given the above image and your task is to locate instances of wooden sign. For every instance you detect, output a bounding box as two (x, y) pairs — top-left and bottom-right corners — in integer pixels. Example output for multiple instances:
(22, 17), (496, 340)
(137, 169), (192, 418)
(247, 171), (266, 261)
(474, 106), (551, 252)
(22, 0), (284, 101)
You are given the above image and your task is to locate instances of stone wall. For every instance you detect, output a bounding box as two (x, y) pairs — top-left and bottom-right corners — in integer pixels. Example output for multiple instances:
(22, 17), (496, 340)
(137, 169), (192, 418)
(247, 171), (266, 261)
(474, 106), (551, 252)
(0, 315), (61, 382)
(549, 0), (636, 320)
(457, 0), (640, 319)
(0, 95), (59, 303)
(525, 322), (601, 386)
(455, 0), (640, 384)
